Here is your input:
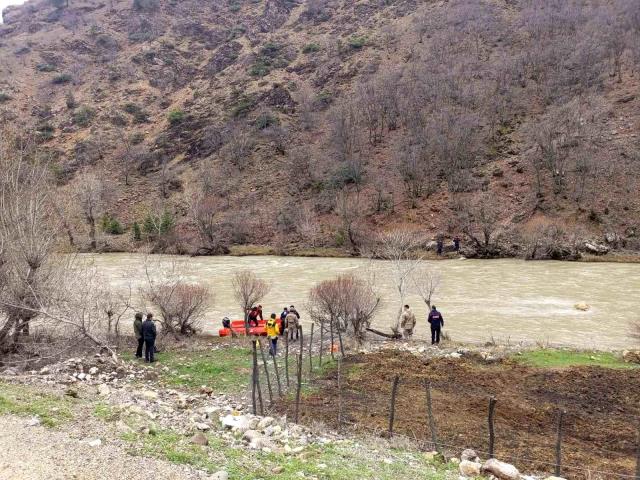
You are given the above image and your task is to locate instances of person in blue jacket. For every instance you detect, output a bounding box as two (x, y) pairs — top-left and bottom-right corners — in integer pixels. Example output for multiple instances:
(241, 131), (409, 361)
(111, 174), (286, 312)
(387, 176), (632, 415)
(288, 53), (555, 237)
(427, 306), (444, 345)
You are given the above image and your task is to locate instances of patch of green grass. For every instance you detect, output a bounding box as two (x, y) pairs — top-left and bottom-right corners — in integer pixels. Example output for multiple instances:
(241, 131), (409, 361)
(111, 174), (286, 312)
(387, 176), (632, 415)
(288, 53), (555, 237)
(144, 347), (254, 392)
(515, 349), (637, 369)
(93, 402), (120, 422)
(123, 427), (456, 480)
(0, 381), (75, 427)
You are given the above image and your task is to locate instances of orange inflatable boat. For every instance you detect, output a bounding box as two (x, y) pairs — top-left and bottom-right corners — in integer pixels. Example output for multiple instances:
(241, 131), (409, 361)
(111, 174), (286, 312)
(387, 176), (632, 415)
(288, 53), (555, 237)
(219, 318), (283, 337)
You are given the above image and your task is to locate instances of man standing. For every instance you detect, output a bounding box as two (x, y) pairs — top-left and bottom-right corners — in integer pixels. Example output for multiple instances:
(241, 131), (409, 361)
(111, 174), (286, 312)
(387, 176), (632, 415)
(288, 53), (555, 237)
(142, 313), (157, 363)
(279, 307), (289, 336)
(266, 313), (280, 355)
(286, 306), (300, 340)
(134, 312), (144, 358)
(427, 306), (444, 345)
(399, 305), (416, 340)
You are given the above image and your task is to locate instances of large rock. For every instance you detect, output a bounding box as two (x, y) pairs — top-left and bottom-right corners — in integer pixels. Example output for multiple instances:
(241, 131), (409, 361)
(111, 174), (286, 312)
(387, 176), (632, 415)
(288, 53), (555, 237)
(97, 384), (111, 396)
(257, 416), (275, 430)
(211, 472), (228, 480)
(574, 303), (590, 312)
(583, 242), (609, 255)
(482, 458), (520, 480)
(459, 460), (481, 477)
(221, 414), (250, 431)
(190, 432), (209, 446)
(461, 449), (479, 462)
(623, 350), (640, 364)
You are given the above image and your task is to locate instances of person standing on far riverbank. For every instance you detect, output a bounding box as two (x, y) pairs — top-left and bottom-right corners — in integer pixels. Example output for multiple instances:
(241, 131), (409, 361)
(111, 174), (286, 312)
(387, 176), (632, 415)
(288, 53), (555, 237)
(428, 306), (444, 345)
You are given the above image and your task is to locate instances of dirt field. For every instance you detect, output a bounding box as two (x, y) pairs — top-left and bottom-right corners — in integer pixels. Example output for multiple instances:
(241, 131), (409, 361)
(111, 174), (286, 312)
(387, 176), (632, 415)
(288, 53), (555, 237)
(290, 351), (640, 479)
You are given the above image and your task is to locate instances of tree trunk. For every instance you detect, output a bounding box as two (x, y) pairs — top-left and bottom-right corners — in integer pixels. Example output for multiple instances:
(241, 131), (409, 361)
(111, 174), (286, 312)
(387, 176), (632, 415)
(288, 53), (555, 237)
(88, 215), (96, 250)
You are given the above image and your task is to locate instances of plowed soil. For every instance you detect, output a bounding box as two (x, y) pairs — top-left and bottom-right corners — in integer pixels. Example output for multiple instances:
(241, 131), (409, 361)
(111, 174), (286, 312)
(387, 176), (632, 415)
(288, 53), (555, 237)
(290, 351), (640, 479)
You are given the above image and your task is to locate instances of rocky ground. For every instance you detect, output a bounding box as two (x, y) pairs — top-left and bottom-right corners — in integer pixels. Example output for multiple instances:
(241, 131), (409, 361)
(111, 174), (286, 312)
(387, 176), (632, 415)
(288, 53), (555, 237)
(1, 339), (637, 479)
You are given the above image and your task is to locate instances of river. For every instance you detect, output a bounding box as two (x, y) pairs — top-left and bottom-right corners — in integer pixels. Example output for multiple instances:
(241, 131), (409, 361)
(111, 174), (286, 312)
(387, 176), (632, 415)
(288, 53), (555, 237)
(83, 254), (640, 350)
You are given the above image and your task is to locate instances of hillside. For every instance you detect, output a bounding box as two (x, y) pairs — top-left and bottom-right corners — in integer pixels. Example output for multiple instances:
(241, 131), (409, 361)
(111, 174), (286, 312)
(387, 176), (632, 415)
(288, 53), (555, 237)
(1, 0), (639, 258)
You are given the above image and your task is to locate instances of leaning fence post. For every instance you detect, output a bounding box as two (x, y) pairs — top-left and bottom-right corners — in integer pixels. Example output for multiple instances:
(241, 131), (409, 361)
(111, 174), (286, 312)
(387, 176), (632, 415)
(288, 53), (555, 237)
(251, 340), (258, 415)
(258, 340), (273, 405)
(555, 409), (565, 477)
(336, 323), (345, 357)
(425, 381), (440, 453)
(284, 331), (290, 388)
(319, 323), (324, 367)
(337, 356), (343, 433)
(330, 320), (335, 360)
(635, 426), (640, 480)
(294, 326), (304, 423)
(271, 350), (282, 396)
(388, 375), (400, 437)
(308, 323), (315, 375)
(488, 396), (497, 458)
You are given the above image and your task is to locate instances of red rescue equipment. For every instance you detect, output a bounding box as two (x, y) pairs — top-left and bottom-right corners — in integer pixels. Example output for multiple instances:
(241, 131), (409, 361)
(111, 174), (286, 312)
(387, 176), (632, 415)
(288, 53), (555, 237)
(219, 318), (283, 337)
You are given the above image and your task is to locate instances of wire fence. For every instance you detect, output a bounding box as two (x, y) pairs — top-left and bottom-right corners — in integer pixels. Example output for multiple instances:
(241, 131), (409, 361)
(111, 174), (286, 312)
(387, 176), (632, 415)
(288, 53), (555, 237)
(247, 326), (640, 480)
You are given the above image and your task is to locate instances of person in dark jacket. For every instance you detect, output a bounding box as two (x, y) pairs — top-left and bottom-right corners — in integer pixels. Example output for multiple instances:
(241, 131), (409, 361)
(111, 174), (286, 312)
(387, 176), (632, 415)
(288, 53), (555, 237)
(279, 307), (289, 336)
(453, 236), (460, 252)
(133, 312), (144, 358)
(256, 305), (264, 321)
(427, 306), (444, 345)
(436, 237), (444, 256)
(142, 313), (157, 363)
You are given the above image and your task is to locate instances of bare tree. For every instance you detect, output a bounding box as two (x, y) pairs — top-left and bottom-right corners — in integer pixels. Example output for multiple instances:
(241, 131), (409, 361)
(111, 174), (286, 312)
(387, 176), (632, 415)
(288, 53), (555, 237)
(411, 265), (441, 310)
(232, 270), (270, 334)
(75, 172), (110, 250)
(188, 187), (228, 255)
(142, 260), (211, 337)
(221, 122), (255, 171)
(459, 194), (503, 258)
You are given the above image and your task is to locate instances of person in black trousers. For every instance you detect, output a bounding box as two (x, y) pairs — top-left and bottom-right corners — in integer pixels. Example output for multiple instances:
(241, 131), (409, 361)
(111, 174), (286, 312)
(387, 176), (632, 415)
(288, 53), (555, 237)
(142, 313), (157, 363)
(427, 306), (444, 345)
(133, 312), (144, 358)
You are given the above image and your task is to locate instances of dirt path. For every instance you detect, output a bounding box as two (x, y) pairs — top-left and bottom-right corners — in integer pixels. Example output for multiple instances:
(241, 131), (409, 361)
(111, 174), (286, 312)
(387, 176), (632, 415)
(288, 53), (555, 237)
(0, 415), (209, 480)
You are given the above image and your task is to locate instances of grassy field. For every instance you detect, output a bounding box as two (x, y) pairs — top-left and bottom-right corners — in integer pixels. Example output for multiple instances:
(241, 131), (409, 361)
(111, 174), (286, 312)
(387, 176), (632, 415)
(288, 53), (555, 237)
(0, 381), (76, 427)
(515, 349), (638, 369)
(122, 427), (457, 480)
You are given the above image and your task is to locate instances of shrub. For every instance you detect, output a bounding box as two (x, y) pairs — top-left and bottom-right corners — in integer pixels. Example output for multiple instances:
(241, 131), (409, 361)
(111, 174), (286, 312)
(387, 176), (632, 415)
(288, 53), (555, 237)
(101, 215), (124, 235)
(231, 96), (255, 117)
(142, 282), (209, 336)
(254, 112), (279, 129)
(132, 0), (159, 11)
(0, 92), (11, 102)
(52, 73), (72, 85)
(36, 123), (55, 140)
(347, 35), (367, 49)
(302, 43), (320, 54)
(249, 59), (270, 77)
(36, 63), (56, 72)
(65, 91), (76, 109)
(132, 222), (142, 241)
(143, 211), (175, 236)
(73, 106), (95, 127)
(130, 133), (145, 145)
(229, 2), (241, 12)
(167, 109), (185, 125)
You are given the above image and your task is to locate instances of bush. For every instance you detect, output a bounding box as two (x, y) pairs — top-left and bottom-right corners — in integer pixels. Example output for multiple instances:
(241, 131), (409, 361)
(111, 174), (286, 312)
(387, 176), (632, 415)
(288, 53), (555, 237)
(249, 59), (270, 77)
(167, 109), (185, 125)
(73, 106), (95, 127)
(65, 91), (76, 109)
(143, 211), (175, 236)
(52, 73), (72, 85)
(0, 92), (11, 102)
(36, 123), (55, 141)
(142, 282), (209, 336)
(132, 222), (142, 241)
(130, 132), (145, 145)
(302, 43), (321, 54)
(347, 35), (367, 49)
(132, 0), (159, 11)
(100, 215), (124, 235)
(254, 112), (279, 130)
(36, 63), (56, 72)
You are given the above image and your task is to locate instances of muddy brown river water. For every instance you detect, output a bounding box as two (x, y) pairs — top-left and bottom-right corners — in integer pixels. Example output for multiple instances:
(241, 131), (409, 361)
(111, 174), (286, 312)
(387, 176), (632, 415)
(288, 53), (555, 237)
(84, 254), (639, 349)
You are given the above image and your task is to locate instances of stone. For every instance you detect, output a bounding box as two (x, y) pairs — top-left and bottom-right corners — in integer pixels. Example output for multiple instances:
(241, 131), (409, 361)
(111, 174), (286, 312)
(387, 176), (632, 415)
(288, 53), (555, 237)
(97, 384), (111, 396)
(39, 367), (50, 375)
(574, 303), (590, 311)
(200, 386), (214, 395)
(211, 471), (228, 480)
(26, 416), (41, 427)
(115, 421), (133, 434)
(195, 422), (211, 431)
(221, 414), (250, 431)
(482, 458), (520, 480)
(623, 351), (640, 364)
(190, 432), (209, 446)
(137, 390), (159, 401)
(65, 388), (79, 398)
(87, 439), (102, 447)
(242, 430), (262, 443)
(272, 466), (284, 474)
(459, 460), (481, 477)
(424, 451), (442, 461)
(543, 477), (566, 480)
(583, 242), (609, 255)
(2, 368), (18, 376)
(89, 367), (99, 375)
(461, 449), (479, 462)
(258, 416), (275, 429)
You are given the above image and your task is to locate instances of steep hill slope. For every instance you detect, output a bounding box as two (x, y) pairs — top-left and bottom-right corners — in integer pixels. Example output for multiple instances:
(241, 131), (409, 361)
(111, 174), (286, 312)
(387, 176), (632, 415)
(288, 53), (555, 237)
(1, 0), (639, 258)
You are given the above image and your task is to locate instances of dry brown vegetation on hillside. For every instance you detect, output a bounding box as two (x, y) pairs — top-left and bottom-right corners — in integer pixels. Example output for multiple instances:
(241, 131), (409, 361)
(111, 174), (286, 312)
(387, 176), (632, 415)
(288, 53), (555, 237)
(1, 0), (639, 258)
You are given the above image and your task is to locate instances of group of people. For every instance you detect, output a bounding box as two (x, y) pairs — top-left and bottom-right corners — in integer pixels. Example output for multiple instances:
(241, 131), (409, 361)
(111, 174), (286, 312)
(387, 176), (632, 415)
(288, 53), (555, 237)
(133, 312), (158, 363)
(436, 235), (461, 256)
(399, 305), (445, 345)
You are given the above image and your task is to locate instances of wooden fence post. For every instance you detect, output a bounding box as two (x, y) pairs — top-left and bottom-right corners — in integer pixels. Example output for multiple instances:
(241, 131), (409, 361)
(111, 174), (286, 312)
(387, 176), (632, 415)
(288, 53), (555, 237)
(294, 326), (304, 423)
(336, 323), (345, 357)
(251, 340), (258, 415)
(555, 409), (565, 477)
(337, 356), (343, 433)
(319, 323), (324, 367)
(258, 340), (273, 405)
(425, 382), (440, 453)
(308, 323), (315, 375)
(388, 375), (400, 437)
(284, 331), (290, 388)
(488, 396), (497, 458)
(635, 426), (640, 480)
(271, 350), (282, 396)
(330, 319), (335, 360)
